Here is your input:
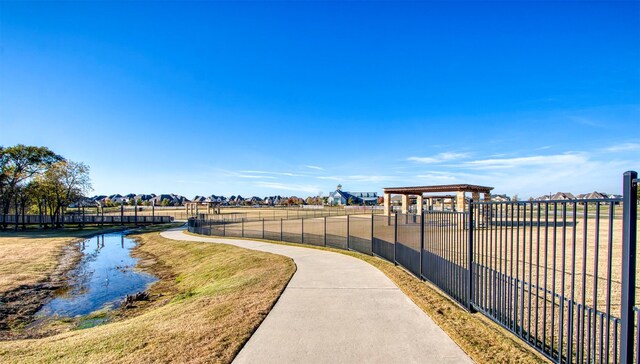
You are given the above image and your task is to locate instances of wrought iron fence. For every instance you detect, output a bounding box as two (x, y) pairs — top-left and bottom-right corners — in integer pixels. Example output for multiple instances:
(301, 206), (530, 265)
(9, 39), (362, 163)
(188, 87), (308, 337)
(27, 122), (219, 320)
(187, 171), (638, 364)
(0, 214), (173, 225)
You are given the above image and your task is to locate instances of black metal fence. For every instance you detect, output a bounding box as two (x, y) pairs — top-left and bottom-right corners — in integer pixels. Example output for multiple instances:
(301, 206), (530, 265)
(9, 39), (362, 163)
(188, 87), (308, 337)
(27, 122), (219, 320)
(188, 171), (638, 364)
(190, 206), (383, 222)
(0, 214), (173, 225)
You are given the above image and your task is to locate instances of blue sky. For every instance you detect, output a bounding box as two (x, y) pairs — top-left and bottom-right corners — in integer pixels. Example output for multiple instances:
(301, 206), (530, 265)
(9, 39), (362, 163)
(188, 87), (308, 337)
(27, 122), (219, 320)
(1, 1), (639, 199)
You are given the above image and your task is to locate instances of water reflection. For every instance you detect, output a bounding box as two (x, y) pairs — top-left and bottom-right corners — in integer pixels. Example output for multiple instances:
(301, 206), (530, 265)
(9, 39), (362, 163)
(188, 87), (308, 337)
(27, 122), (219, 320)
(37, 232), (157, 318)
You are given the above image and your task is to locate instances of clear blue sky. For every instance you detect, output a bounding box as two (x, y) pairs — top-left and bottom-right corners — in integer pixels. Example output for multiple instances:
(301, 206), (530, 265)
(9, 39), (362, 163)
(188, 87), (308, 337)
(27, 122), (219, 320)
(1, 1), (639, 198)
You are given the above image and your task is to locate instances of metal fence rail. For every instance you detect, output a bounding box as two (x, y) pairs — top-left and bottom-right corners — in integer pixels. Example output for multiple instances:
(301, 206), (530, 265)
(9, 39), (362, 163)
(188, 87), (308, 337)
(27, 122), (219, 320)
(372, 214), (395, 262)
(0, 214), (173, 225)
(348, 215), (373, 255)
(396, 213), (421, 277)
(470, 199), (626, 363)
(187, 171), (638, 364)
(423, 210), (469, 306)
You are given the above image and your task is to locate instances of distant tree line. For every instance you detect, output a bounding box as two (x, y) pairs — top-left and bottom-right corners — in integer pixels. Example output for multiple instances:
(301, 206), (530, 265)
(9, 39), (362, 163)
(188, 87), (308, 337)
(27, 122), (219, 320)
(0, 144), (91, 230)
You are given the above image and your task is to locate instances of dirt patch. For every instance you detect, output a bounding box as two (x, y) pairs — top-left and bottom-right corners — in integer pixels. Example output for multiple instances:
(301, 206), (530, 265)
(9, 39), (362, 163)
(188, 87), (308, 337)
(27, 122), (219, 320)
(0, 243), (81, 340)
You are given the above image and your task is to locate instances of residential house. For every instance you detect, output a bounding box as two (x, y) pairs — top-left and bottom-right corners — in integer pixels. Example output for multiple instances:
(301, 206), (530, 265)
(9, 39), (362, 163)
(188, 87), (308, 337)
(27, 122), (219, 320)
(491, 194), (511, 202)
(327, 185), (378, 206)
(577, 191), (609, 200)
(192, 196), (207, 203)
(551, 192), (577, 200)
(537, 192), (576, 201)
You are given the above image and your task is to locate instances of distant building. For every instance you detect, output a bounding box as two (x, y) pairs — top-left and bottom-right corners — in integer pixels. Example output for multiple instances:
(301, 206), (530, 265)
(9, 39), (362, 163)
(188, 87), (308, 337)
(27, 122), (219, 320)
(536, 192), (576, 201)
(552, 192), (576, 200)
(205, 195), (227, 204)
(149, 194), (189, 206)
(327, 185), (378, 206)
(576, 191), (609, 200)
(249, 196), (264, 205)
(192, 196), (207, 203)
(491, 194), (511, 202)
(263, 195), (283, 206)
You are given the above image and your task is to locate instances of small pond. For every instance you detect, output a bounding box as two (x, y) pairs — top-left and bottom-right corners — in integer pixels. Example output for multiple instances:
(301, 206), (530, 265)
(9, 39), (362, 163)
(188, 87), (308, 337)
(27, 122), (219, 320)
(36, 232), (157, 318)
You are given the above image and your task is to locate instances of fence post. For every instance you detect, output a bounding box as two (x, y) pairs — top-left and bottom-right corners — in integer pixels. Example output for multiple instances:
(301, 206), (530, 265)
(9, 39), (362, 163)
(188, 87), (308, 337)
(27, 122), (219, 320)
(620, 171), (638, 364)
(371, 213), (374, 254)
(324, 216), (327, 246)
(347, 214), (350, 250)
(241, 218), (244, 237)
(120, 201), (124, 226)
(262, 218), (265, 239)
(419, 213), (424, 279)
(467, 199), (475, 312)
(394, 213), (398, 264)
(223, 217), (226, 237)
(301, 218), (304, 244)
(280, 218), (283, 241)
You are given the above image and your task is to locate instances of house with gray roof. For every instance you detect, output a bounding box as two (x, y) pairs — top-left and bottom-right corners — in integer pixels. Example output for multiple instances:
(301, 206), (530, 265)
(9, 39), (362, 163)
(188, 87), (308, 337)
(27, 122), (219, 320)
(327, 185), (378, 206)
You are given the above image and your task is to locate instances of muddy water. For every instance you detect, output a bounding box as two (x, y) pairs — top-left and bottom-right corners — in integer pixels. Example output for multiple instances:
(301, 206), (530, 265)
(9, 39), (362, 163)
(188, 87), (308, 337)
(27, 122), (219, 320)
(36, 232), (157, 318)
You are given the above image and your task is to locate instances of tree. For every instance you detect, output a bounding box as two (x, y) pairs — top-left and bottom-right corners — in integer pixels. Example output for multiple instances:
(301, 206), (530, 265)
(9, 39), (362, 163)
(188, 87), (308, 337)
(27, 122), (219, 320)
(0, 145), (62, 228)
(35, 160), (91, 227)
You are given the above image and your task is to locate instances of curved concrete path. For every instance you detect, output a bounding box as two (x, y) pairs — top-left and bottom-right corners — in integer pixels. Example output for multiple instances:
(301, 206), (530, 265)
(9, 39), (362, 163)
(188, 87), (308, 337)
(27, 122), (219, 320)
(161, 229), (472, 364)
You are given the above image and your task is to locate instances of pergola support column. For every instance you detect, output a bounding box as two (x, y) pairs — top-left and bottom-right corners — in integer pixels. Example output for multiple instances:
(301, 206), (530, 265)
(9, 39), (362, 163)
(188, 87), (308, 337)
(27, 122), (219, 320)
(401, 194), (410, 214)
(416, 195), (424, 215)
(456, 191), (466, 212)
(384, 192), (391, 216)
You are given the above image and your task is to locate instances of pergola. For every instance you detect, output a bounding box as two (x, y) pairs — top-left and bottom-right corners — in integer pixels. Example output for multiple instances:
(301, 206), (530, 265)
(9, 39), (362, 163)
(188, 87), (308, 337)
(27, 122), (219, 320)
(382, 184), (494, 215)
(185, 201), (221, 216)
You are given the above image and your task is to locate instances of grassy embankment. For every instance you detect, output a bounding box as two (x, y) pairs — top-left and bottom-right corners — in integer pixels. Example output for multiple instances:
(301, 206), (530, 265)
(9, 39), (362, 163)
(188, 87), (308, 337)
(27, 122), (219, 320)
(0, 228), (296, 363)
(185, 231), (549, 364)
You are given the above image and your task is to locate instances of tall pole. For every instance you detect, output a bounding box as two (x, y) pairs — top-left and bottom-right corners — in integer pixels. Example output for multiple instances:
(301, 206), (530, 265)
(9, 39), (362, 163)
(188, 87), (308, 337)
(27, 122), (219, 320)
(393, 213), (398, 264)
(324, 216), (327, 247)
(467, 199), (475, 312)
(620, 171), (638, 363)
(419, 211), (424, 279)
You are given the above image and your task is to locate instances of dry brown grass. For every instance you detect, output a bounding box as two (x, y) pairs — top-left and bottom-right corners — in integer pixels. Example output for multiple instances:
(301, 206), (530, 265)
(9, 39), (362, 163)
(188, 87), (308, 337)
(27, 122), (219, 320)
(0, 230), (295, 363)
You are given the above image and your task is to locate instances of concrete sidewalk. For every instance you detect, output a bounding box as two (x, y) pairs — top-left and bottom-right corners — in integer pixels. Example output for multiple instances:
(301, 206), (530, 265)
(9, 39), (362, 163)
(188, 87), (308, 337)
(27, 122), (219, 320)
(160, 229), (473, 364)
